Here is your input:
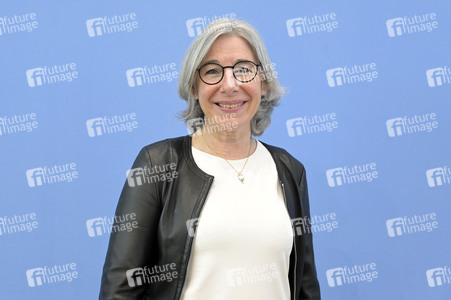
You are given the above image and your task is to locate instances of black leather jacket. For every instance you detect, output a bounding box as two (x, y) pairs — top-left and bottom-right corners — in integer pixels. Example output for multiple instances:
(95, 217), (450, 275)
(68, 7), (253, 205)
(99, 135), (320, 300)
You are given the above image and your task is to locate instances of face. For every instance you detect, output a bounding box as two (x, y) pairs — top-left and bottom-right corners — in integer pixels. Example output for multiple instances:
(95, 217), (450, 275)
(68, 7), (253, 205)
(193, 34), (267, 134)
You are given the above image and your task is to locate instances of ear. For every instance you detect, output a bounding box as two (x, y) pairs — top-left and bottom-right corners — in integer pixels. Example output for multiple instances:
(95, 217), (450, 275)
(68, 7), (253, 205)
(191, 86), (198, 100)
(261, 81), (268, 97)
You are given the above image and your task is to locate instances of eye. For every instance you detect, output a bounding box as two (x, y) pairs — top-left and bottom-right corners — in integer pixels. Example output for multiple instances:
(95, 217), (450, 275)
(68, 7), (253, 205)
(234, 62), (256, 75)
(235, 67), (252, 74)
(206, 68), (220, 75)
(201, 64), (222, 77)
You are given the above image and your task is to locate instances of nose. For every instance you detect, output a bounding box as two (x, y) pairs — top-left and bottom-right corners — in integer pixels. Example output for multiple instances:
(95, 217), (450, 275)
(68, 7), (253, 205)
(220, 68), (239, 92)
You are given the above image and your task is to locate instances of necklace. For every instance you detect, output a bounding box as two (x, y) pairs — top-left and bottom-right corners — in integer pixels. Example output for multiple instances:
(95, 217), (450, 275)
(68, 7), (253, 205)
(200, 128), (252, 184)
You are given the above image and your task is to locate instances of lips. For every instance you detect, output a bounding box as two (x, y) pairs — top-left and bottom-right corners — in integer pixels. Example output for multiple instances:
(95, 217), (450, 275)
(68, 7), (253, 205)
(215, 101), (247, 109)
(217, 102), (244, 108)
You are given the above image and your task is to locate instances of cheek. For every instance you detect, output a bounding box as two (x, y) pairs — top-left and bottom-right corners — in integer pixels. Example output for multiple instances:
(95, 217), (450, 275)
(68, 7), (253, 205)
(246, 83), (264, 100)
(199, 85), (217, 100)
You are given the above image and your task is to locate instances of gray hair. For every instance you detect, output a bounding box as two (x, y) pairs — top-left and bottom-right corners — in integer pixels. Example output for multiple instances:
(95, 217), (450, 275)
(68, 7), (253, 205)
(178, 18), (285, 136)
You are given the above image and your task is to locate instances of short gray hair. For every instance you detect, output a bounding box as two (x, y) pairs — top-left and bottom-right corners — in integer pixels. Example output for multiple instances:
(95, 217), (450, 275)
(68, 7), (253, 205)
(178, 18), (285, 136)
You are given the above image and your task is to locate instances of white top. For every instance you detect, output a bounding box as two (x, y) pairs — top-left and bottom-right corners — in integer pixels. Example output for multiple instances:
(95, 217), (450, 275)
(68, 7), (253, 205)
(180, 140), (293, 300)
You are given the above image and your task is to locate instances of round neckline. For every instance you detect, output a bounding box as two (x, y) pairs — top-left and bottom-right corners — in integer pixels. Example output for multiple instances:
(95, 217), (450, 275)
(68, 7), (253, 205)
(192, 139), (261, 162)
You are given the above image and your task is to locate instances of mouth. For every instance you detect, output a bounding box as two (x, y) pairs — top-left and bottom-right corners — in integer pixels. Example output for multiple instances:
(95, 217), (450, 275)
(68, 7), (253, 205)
(215, 101), (247, 109)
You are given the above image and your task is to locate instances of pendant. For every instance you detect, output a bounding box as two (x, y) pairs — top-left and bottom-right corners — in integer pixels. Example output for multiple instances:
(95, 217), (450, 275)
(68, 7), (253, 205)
(238, 173), (245, 184)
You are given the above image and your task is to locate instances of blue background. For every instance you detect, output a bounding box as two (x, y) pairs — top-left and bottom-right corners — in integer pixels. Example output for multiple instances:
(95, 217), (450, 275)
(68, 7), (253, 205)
(1, 1), (450, 299)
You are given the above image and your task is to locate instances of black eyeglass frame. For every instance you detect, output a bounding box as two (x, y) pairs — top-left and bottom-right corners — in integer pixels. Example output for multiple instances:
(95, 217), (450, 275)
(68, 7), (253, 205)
(196, 60), (262, 85)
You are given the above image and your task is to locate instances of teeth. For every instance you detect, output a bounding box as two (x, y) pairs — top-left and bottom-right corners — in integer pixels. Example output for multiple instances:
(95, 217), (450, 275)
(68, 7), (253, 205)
(218, 102), (243, 109)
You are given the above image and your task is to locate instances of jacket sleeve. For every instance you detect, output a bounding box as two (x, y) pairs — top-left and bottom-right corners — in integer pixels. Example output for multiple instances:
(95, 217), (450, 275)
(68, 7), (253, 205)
(299, 168), (321, 300)
(99, 147), (162, 300)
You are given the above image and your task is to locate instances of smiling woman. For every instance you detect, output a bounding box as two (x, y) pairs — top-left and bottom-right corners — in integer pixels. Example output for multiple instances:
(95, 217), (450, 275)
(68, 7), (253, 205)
(100, 18), (321, 300)
(179, 20), (284, 138)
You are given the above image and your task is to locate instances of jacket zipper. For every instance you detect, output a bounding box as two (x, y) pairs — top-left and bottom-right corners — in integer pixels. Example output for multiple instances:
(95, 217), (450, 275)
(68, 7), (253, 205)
(281, 181), (296, 300)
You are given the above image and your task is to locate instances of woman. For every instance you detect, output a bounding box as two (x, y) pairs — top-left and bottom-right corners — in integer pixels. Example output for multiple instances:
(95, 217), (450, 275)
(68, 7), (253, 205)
(100, 19), (320, 300)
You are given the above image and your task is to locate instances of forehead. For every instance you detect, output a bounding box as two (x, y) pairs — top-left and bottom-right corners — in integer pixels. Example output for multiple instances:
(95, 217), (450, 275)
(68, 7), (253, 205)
(202, 34), (257, 63)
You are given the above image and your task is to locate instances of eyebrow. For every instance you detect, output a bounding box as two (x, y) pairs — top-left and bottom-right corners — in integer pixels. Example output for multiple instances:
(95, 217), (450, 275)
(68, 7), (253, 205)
(201, 58), (255, 65)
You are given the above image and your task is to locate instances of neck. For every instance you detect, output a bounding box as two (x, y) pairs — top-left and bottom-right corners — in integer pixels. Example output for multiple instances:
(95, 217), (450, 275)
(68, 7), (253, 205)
(193, 123), (255, 160)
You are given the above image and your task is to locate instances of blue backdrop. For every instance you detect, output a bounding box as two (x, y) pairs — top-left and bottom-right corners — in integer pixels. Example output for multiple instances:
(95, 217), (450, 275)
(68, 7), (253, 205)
(1, 1), (450, 299)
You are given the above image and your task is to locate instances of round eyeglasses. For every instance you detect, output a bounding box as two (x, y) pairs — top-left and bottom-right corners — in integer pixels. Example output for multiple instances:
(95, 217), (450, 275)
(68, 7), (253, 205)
(197, 60), (261, 85)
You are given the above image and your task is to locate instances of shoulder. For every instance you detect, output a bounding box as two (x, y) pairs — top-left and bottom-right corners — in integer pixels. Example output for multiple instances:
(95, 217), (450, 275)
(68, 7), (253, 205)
(135, 136), (187, 164)
(259, 140), (306, 178)
(141, 136), (186, 153)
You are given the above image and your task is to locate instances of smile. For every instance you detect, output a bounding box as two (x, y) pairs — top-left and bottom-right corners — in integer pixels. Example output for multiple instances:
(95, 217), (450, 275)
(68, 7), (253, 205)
(216, 102), (246, 109)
